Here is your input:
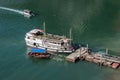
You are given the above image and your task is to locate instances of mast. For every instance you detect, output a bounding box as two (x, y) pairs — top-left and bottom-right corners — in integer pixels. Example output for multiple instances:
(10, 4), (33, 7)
(100, 55), (102, 68)
(43, 21), (46, 35)
(86, 44), (89, 53)
(69, 28), (72, 44)
(106, 48), (108, 55)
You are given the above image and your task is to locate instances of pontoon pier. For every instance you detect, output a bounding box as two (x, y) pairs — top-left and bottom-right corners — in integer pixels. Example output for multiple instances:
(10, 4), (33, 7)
(66, 47), (120, 69)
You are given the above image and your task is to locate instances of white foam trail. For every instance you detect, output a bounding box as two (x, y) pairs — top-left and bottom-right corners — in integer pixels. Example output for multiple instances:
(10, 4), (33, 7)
(0, 6), (23, 15)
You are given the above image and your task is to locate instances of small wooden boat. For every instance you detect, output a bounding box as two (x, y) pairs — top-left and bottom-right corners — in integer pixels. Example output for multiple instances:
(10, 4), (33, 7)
(28, 48), (51, 58)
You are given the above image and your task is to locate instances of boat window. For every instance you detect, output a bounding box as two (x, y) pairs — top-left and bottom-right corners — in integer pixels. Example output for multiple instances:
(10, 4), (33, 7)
(27, 37), (30, 39)
(35, 31), (44, 36)
(33, 43), (36, 46)
(61, 42), (64, 45)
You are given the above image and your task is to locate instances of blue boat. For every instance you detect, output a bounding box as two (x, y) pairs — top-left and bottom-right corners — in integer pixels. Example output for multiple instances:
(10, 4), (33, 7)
(28, 48), (50, 58)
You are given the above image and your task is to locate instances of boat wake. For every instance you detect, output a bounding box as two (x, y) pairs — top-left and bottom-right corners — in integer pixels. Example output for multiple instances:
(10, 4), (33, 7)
(51, 54), (66, 62)
(0, 6), (24, 15)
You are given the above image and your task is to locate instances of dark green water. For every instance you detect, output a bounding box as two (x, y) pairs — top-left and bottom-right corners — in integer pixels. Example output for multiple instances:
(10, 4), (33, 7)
(0, 0), (120, 80)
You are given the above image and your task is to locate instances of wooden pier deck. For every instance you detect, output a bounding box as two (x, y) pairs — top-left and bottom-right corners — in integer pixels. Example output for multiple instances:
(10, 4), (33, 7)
(66, 47), (120, 69)
(66, 47), (88, 62)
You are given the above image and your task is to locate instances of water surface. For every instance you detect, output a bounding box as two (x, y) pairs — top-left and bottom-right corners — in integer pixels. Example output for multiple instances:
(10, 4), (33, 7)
(0, 0), (120, 80)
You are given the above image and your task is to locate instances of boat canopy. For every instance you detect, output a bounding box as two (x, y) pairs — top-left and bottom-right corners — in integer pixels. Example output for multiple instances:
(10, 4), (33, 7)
(31, 48), (46, 53)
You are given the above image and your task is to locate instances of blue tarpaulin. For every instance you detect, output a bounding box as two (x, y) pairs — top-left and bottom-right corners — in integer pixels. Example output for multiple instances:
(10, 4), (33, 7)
(31, 48), (46, 53)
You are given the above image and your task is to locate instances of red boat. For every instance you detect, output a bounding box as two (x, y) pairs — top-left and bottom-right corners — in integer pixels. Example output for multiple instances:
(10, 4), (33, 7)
(28, 52), (51, 58)
(28, 48), (51, 58)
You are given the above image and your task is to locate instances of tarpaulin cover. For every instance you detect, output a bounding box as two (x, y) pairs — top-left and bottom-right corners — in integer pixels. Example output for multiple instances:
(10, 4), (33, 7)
(31, 48), (46, 53)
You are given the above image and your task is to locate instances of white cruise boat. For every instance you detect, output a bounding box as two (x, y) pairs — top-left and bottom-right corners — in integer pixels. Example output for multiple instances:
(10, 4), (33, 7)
(25, 29), (74, 53)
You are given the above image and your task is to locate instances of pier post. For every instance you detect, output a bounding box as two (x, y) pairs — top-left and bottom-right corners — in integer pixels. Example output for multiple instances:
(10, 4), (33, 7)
(86, 44), (89, 53)
(106, 48), (108, 55)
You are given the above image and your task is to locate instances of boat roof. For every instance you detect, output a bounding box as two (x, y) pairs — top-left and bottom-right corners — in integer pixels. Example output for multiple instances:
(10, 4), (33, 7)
(26, 29), (71, 43)
(29, 29), (44, 33)
(24, 9), (31, 12)
(31, 48), (46, 53)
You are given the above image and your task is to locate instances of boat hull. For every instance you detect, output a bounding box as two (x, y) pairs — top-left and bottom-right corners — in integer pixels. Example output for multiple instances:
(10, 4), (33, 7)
(28, 52), (51, 58)
(27, 45), (73, 54)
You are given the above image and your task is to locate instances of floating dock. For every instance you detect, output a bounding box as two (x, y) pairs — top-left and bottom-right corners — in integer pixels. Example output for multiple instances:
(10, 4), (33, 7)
(66, 47), (120, 69)
(66, 47), (88, 62)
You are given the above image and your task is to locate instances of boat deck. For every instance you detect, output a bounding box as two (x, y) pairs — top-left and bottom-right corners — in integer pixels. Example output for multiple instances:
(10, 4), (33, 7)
(27, 29), (71, 44)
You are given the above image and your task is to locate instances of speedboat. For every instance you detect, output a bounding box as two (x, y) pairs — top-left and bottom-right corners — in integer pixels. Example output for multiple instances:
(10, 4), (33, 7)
(23, 9), (34, 18)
